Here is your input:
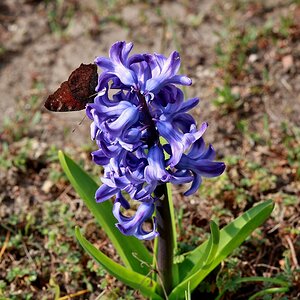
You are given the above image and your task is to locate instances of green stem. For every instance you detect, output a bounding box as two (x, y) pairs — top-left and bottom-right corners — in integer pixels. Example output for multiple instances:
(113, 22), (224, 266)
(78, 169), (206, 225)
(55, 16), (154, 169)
(155, 183), (174, 296)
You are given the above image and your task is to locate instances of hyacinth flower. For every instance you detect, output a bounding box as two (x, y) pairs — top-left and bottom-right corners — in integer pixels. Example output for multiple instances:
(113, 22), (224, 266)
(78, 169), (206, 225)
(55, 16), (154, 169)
(86, 42), (225, 242)
(58, 41), (275, 299)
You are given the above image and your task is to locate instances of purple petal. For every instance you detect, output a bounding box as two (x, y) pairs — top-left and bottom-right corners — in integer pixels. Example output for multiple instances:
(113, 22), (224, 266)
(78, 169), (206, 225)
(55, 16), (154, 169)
(157, 121), (184, 167)
(177, 97), (199, 114)
(95, 72), (115, 92)
(184, 173), (202, 196)
(95, 184), (118, 202)
(121, 42), (134, 63)
(109, 41), (126, 63)
(92, 149), (110, 165)
(161, 51), (181, 77)
(166, 74), (192, 86)
(181, 122), (208, 148)
(128, 53), (146, 65)
(153, 53), (167, 71)
(187, 138), (207, 159)
(94, 57), (114, 71)
(116, 192), (130, 209)
(104, 106), (139, 136)
(90, 122), (98, 140)
(178, 157), (226, 178)
(144, 146), (170, 183)
(135, 216), (158, 240)
(113, 201), (156, 239)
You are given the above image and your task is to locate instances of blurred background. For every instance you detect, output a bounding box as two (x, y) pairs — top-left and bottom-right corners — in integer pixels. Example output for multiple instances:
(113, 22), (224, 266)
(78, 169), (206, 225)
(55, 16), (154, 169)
(0, 0), (299, 299)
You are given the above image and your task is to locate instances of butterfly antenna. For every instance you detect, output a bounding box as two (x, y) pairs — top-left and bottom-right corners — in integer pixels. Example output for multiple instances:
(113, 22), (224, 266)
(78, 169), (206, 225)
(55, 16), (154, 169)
(89, 92), (98, 99)
(72, 115), (86, 133)
(89, 88), (107, 100)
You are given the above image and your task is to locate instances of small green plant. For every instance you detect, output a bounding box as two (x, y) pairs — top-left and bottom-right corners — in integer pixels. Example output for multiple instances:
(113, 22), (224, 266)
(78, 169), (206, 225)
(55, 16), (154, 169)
(279, 16), (294, 38)
(2, 82), (43, 143)
(213, 85), (240, 111)
(214, 22), (259, 83)
(216, 253), (296, 300)
(45, 0), (76, 35)
(0, 139), (33, 172)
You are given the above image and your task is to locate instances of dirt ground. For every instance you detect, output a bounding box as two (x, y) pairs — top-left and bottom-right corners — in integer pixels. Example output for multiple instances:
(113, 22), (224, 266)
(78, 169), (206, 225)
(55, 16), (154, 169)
(0, 0), (299, 299)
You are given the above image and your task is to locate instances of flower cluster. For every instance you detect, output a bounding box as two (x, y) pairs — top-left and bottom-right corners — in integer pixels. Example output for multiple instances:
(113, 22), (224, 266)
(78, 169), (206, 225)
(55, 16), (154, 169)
(86, 41), (225, 240)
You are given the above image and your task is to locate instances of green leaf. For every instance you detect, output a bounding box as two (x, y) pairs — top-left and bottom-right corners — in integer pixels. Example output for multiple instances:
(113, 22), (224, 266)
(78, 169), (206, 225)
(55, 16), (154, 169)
(75, 227), (163, 300)
(169, 200), (274, 299)
(58, 151), (152, 275)
(184, 281), (191, 300)
(204, 220), (220, 266)
(179, 220), (219, 284)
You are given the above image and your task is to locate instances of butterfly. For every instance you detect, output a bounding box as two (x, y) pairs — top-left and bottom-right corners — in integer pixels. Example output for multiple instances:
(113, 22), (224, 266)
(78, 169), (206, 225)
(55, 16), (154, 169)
(44, 63), (98, 112)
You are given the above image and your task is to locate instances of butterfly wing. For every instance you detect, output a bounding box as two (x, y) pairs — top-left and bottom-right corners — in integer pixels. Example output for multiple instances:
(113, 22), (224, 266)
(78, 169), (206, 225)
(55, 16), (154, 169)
(44, 64), (98, 112)
(68, 64), (98, 102)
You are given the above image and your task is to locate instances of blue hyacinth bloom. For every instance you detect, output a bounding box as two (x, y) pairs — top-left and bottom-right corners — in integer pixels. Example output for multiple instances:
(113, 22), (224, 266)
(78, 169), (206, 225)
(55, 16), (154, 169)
(87, 41), (225, 240)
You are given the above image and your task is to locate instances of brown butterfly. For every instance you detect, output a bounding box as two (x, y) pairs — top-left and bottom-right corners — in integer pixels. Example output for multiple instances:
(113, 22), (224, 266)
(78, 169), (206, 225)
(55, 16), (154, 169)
(44, 63), (98, 112)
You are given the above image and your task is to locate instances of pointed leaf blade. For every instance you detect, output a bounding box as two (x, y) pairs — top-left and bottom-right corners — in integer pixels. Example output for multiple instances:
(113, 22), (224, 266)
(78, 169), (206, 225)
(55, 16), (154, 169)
(204, 220), (220, 266)
(58, 151), (152, 274)
(75, 227), (163, 300)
